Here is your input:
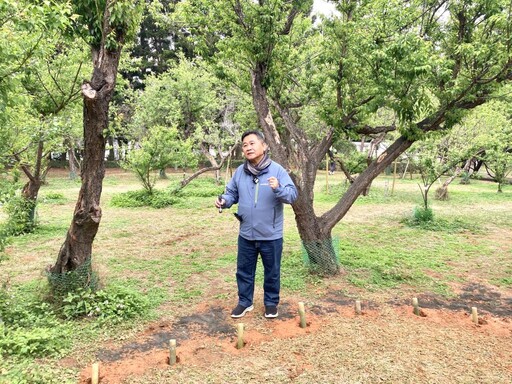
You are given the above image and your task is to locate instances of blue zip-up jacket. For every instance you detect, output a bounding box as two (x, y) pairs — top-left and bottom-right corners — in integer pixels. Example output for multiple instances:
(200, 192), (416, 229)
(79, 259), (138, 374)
(221, 161), (298, 241)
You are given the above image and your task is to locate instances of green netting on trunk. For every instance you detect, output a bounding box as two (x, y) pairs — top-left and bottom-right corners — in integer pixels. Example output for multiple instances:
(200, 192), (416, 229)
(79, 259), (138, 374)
(301, 237), (340, 275)
(46, 258), (99, 297)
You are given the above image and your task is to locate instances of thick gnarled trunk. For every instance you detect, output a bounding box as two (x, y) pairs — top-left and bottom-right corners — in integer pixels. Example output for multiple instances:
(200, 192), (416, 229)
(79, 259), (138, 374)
(51, 47), (122, 275)
(251, 68), (341, 274)
(293, 192), (340, 275)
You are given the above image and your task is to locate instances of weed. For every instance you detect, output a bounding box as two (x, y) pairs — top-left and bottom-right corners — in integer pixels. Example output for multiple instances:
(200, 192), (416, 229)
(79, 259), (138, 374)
(402, 214), (481, 233)
(175, 178), (224, 198)
(110, 178), (222, 209)
(110, 189), (179, 208)
(40, 192), (67, 204)
(412, 206), (434, 222)
(0, 360), (76, 384)
(60, 285), (149, 324)
(0, 283), (72, 359)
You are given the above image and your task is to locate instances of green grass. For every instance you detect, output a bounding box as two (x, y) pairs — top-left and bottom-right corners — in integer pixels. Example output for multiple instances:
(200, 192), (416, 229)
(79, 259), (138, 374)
(1, 170), (511, 383)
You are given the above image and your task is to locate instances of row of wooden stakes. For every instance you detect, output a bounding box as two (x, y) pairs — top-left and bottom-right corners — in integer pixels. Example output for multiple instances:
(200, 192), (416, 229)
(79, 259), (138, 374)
(412, 297), (481, 323)
(88, 299), (483, 382)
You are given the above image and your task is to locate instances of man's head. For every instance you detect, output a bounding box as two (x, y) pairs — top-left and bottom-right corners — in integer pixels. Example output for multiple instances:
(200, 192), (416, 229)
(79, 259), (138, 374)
(241, 130), (268, 165)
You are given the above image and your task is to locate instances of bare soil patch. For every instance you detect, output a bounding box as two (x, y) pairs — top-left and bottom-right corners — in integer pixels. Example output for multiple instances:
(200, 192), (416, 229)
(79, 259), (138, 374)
(76, 286), (512, 384)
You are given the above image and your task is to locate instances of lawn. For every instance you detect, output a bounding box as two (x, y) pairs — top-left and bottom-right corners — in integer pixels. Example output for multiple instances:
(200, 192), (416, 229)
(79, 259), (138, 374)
(1, 168), (511, 384)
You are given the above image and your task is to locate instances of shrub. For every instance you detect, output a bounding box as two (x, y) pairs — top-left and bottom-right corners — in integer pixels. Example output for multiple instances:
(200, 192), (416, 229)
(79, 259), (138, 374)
(40, 192), (66, 204)
(60, 285), (148, 324)
(2, 196), (37, 235)
(149, 191), (179, 208)
(0, 327), (70, 357)
(110, 189), (179, 209)
(0, 170), (20, 204)
(412, 206), (434, 223)
(110, 189), (152, 207)
(0, 224), (11, 254)
(0, 360), (74, 384)
(174, 177), (224, 198)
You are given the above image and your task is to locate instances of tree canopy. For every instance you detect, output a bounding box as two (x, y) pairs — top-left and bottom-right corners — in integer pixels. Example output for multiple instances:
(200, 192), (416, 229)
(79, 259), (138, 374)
(172, 0), (512, 274)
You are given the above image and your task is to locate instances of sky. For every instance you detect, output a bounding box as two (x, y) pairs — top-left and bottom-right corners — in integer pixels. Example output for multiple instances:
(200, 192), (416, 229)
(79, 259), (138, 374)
(312, 0), (337, 17)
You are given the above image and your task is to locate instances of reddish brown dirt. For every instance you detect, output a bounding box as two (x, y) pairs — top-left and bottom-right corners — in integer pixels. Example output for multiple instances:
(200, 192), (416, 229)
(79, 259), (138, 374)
(77, 293), (512, 384)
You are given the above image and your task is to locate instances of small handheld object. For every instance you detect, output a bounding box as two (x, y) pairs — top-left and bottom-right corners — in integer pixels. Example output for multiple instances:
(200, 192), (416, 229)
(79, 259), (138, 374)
(218, 195), (223, 213)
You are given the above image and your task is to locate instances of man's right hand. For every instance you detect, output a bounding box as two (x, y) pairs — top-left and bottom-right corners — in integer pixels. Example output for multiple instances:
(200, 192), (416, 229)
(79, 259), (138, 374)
(215, 196), (225, 209)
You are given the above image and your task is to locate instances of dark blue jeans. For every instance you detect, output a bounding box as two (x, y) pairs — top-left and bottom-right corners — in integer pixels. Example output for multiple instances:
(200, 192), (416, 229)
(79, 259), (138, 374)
(236, 235), (283, 307)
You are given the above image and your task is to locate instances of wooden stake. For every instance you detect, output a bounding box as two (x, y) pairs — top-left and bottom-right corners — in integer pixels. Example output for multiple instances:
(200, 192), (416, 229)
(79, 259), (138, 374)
(325, 154), (329, 194)
(169, 339), (177, 366)
(236, 323), (244, 349)
(412, 297), (420, 316)
(355, 300), (362, 315)
(391, 159), (397, 196)
(91, 362), (99, 384)
(298, 302), (307, 328)
(471, 307), (478, 324)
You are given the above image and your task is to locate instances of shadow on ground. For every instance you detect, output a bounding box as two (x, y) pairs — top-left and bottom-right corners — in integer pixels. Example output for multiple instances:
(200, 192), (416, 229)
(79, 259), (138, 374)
(97, 306), (232, 362)
(96, 283), (511, 362)
(388, 283), (512, 318)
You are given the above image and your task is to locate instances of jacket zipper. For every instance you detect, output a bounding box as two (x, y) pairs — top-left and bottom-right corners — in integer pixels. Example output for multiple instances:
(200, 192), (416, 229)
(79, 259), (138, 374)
(254, 182), (259, 207)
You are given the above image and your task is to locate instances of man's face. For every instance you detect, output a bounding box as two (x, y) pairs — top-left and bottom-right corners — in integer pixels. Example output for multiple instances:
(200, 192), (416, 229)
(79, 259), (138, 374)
(242, 134), (267, 164)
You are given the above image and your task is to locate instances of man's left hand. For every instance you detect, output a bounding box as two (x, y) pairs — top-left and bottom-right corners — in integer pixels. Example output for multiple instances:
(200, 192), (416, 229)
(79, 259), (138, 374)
(267, 177), (279, 190)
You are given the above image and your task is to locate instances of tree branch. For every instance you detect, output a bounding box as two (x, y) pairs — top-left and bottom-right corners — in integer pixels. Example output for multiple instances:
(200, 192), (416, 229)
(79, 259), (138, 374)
(354, 124), (396, 135)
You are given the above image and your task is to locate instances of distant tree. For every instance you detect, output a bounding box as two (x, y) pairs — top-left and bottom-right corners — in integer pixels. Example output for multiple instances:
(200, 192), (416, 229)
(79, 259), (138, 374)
(128, 56), (240, 183)
(0, 0), (72, 113)
(124, 0), (195, 88)
(474, 101), (512, 192)
(123, 125), (196, 194)
(410, 132), (476, 210)
(0, 0), (75, 232)
(17, 42), (86, 197)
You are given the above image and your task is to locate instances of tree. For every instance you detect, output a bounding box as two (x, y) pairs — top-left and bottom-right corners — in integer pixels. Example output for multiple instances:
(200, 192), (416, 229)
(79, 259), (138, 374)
(410, 132), (475, 211)
(50, 0), (142, 277)
(474, 100), (512, 192)
(0, 0), (75, 232)
(123, 125), (196, 194)
(18, 42), (86, 192)
(180, 0), (512, 274)
(434, 108), (492, 198)
(0, 0), (72, 111)
(127, 55), (240, 184)
(125, 0), (195, 88)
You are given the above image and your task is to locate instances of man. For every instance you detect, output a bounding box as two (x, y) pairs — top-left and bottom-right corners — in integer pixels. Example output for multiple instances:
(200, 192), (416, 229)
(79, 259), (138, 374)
(215, 130), (298, 318)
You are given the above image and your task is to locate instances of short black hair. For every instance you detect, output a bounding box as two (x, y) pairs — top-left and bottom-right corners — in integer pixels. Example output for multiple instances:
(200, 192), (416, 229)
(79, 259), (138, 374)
(241, 130), (266, 143)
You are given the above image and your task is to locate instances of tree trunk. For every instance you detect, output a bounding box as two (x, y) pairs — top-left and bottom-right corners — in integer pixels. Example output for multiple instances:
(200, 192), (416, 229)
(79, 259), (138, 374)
(159, 168), (168, 179)
(436, 165), (464, 200)
(68, 148), (79, 180)
(178, 143), (237, 191)
(14, 140), (45, 228)
(51, 44), (122, 275)
(460, 156), (480, 184)
(337, 159), (355, 184)
(21, 179), (41, 202)
(323, 136), (416, 225)
(250, 68), (341, 274)
(293, 192), (340, 275)
(362, 134), (386, 196)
